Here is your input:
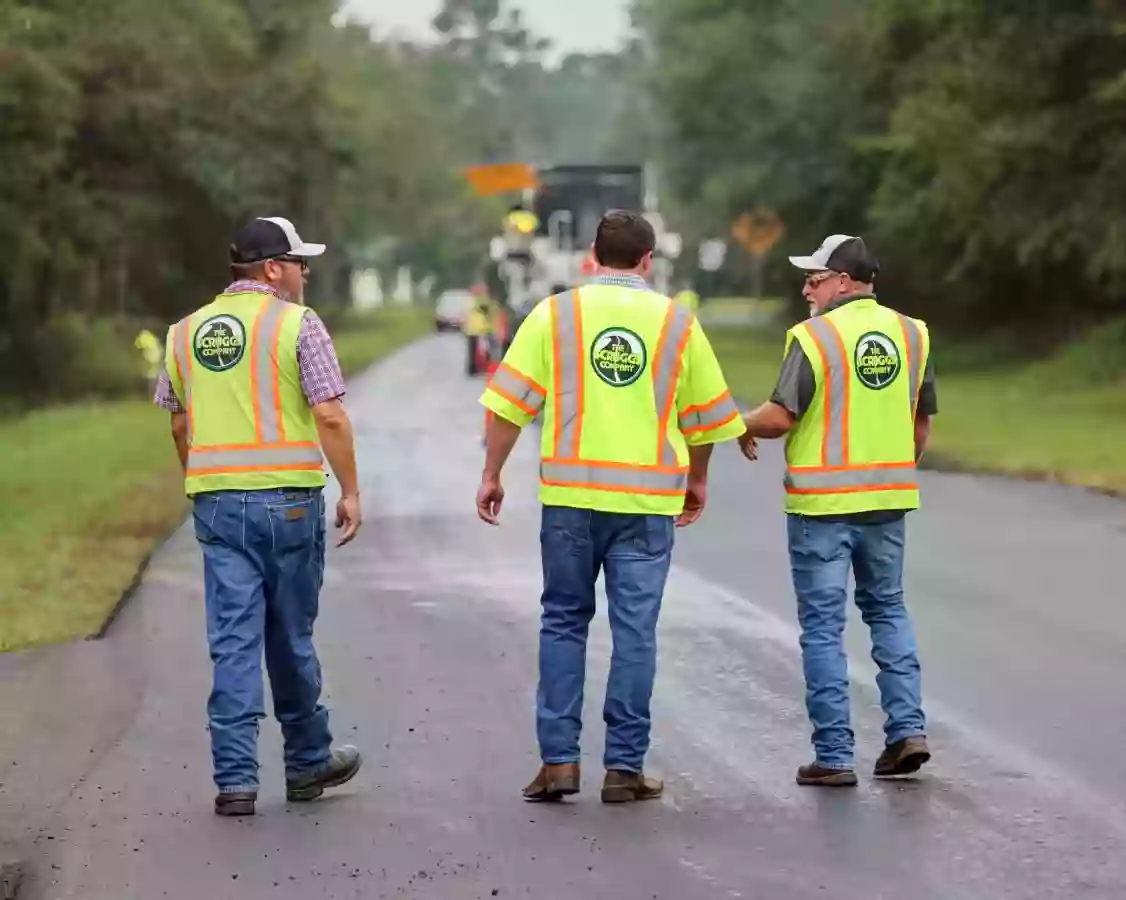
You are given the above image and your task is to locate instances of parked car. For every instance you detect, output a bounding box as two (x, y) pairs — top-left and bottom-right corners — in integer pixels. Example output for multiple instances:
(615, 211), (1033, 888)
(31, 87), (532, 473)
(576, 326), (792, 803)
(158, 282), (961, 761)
(434, 289), (474, 332)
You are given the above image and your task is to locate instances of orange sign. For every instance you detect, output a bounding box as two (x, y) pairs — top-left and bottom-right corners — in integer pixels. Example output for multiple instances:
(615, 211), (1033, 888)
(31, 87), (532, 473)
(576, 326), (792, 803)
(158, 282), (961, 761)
(732, 208), (785, 257)
(463, 163), (539, 197)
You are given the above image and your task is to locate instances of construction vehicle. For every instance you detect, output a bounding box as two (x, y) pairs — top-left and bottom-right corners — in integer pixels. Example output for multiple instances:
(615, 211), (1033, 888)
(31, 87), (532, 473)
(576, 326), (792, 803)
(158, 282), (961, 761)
(483, 164), (683, 329)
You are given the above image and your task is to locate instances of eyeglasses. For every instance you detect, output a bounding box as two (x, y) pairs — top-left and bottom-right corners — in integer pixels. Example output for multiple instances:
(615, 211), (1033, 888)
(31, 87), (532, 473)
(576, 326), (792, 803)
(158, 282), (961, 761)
(804, 271), (838, 287)
(275, 255), (309, 272)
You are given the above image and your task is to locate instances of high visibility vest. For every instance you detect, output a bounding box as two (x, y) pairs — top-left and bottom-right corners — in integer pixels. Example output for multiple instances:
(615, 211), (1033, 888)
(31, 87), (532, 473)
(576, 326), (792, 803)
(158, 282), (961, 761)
(165, 292), (326, 497)
(783, 298), (929, 516)
(675, 290), (700, 312)
(484, 285), (743, 516)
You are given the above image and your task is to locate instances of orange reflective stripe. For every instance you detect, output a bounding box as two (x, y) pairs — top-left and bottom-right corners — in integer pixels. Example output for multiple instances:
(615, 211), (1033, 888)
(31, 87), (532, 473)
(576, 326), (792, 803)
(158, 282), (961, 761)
(786, 483), (918, 496)
(250, 300), (269, 445)
(489, 381), (538, 417)
(176, 319), (195, 439)
(897, 314), (923, 416)
(187, 463), (325, 477)
(551, 290), (584, 460)
(679, 390), (740, 434)
(785, 463), (917, 492)
(192, 441), (320, 453)
(268, 303), (289, 443)
(540, 459), (688, 496)
(497, 362), (546, 399)
(803, 317), (849, 466)
(187, 445), (324, 473)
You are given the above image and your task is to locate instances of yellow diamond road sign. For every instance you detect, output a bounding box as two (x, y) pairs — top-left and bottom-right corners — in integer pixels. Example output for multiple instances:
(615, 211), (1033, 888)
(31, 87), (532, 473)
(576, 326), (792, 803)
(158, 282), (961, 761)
(732, 208), (785, 257)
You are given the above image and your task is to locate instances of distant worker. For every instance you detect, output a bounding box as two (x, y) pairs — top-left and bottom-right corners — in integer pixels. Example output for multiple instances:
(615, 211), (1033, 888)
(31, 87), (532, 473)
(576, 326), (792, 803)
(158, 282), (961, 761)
(153, 216), (363, 816)
(505, 204), (540, 238)
(134, 328), (164, 383)
(463, 285), (495, 376)
(738, 234), (936, 787)
(674, 283), (700, 312)
(476, 210), (746, 804)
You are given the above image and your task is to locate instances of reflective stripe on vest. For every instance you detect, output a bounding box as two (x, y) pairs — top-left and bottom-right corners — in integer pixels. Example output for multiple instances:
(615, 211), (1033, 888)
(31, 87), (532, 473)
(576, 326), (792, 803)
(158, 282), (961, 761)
(540, 460), (686, 497)
(488, 362), (546, 417)
(679, 390), (740, 435)
(175, 299), (324, 475)
(789, 314), (924, 494)
(544, 290), (692, 495)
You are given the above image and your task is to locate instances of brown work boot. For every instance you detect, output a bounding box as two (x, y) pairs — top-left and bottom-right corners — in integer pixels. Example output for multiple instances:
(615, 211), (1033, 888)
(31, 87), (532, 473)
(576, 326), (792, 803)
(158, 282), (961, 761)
(796, 763), (858, 786)
(600, 770), (663, 804)
(214, 791), (257, 816)
(874, 736), (931, 778)
(522, 763), (581, 802)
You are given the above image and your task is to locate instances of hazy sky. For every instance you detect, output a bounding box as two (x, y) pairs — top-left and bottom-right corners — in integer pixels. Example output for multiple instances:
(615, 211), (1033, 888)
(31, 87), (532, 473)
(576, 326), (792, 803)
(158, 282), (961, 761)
(341, 0), (632, 58)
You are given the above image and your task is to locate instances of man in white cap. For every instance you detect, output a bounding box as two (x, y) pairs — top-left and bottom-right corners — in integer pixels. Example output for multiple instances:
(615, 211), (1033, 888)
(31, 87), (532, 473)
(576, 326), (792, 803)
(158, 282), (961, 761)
(153, 216), (362, 815)
(738, 234), (937, 787)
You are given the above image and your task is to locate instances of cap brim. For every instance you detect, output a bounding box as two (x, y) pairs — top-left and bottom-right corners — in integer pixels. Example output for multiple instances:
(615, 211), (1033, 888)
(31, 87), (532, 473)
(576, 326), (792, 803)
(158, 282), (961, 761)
(289, 243), (326, 257)
(788, 255), (829, 271)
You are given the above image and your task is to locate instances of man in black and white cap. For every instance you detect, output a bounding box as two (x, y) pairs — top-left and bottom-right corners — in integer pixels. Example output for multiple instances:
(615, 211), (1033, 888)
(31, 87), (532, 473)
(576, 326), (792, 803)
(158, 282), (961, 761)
(154, 215), (363, 816)
(738, 234), (938, 788)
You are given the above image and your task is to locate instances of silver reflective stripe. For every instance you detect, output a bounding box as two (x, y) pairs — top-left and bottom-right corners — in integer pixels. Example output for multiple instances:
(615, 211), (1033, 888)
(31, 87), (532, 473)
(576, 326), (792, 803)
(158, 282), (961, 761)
(655, 303), (693, 466)
(679, 393), (739, 432)
(255, 301), (289, 443)
(785, 465), (917, 491)
(490, 365), (545, 414)
(553, 291), (581, 458)
(188, 444), (323, 472)
(805, 317), (847, 466)
(897, 314), (923, 413)
(540, 461), (687, 494)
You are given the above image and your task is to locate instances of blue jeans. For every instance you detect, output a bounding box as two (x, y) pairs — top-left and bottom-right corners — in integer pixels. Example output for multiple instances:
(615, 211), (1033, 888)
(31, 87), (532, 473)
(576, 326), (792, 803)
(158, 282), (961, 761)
(537, 505), (675, 773)
(787, 514), (925, 770)
(192, 488), (334, 793)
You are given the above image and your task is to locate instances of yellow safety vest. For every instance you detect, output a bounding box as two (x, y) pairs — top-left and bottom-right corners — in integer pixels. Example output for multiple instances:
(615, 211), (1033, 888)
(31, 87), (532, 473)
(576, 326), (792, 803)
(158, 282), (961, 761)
(165, 292), (326, 497)
(480, 284), (745, 516)
(675, 290), (700, 312)
(783, 298), (929, 516)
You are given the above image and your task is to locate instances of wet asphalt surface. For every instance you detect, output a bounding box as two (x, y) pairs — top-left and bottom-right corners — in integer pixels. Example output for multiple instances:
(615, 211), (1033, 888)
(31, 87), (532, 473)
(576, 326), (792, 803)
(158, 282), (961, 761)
(4, 332), (1126, 899)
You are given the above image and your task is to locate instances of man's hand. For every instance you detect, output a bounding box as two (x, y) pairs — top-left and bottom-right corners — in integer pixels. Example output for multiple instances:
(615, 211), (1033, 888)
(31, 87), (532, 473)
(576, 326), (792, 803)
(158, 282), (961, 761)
(335, 493), (362, 547)
(676, 478), (707, 528)
(476, 476), (505, 525)
(738, 432), (759, 461)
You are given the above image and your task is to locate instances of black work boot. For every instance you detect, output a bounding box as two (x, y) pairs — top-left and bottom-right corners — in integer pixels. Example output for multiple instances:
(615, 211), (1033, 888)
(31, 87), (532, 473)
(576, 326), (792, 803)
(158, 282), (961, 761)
(874, 736), (931, 778)
(286, 746), (363, 802)
(214, 791), (257, 816)
(796, 763), (859, 787)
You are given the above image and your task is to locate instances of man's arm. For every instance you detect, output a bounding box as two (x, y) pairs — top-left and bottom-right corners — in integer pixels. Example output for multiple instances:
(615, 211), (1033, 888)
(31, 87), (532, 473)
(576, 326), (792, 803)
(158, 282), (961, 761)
(915, 414), (932, 462)
(741, 339), (808, 444)
(297, 312), (361, 546)
(914, 354), (937, 462)
(170, 412), (189, 472)
(478, 413), (523, 525)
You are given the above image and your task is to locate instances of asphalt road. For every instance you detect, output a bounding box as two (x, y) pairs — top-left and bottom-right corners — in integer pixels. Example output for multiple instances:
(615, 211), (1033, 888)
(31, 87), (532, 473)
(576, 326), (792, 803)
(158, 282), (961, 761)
(7, 333), (1126, 900)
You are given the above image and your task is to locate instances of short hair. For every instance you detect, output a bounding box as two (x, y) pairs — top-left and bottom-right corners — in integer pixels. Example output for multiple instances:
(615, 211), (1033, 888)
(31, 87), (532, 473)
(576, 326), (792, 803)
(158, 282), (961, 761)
(593, 210), (655, 269)
(230, 261), (268, 280)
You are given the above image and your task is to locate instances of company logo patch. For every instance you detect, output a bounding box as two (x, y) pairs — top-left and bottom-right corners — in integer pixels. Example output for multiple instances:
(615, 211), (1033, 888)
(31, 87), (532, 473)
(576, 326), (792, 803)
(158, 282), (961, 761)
(193, 315), (246, 372)
(854, 331), (901, 390)
(590, 328), (647, 387)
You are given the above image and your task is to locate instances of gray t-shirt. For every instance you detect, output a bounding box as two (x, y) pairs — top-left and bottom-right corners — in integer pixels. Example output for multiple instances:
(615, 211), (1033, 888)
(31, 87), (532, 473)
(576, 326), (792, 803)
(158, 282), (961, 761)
(770, 296), (937, 524)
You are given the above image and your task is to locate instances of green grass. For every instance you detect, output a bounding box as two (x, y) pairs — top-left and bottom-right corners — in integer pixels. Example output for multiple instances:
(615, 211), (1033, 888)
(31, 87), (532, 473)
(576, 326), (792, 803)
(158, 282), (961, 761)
(710, 319), (1126, 496)
(0, 306), (431, 653)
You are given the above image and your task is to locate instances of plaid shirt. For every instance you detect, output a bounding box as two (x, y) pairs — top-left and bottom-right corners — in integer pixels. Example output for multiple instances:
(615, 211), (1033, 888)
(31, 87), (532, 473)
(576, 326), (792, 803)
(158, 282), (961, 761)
(152, 281), (346, 412)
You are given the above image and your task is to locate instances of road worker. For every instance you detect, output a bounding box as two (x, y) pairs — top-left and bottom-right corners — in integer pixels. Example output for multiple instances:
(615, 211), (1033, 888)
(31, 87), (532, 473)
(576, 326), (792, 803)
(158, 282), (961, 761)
(153, 216), (363, 816)
(738, 234), (936, 787)
(475, 210), (746, 804)
(463, 286), (495, 376)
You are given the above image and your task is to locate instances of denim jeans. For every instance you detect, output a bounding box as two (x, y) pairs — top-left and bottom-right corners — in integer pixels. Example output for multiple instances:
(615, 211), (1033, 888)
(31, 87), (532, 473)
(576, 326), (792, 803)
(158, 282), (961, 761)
(537, 505), (675, 773)
(787, 514), (926, 770)
(192, 488), (334, 793)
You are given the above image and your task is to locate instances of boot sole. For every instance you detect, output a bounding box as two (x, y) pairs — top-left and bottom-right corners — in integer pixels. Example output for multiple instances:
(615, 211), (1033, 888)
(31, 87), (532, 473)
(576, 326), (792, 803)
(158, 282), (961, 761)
(287, 754), (363, 802)
(601, 786), (663, 804)
(214, 799), (256, 816)
(523, 774), (580, 803)
(796, 771), (859, 787)
(875, 750), (931, 778)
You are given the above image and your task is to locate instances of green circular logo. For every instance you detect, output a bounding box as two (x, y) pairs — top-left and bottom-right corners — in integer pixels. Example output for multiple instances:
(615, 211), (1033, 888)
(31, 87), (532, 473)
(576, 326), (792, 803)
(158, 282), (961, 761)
(854, 331), (901, 390)
(193, 315), (246, 372)
(590, 328), (647, 387)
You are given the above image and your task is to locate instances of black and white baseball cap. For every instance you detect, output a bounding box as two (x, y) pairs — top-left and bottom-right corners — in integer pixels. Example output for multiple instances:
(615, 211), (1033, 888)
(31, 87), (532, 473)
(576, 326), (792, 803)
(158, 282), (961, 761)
(229, 216), (326, 265)
(788, 234), (878, 282)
